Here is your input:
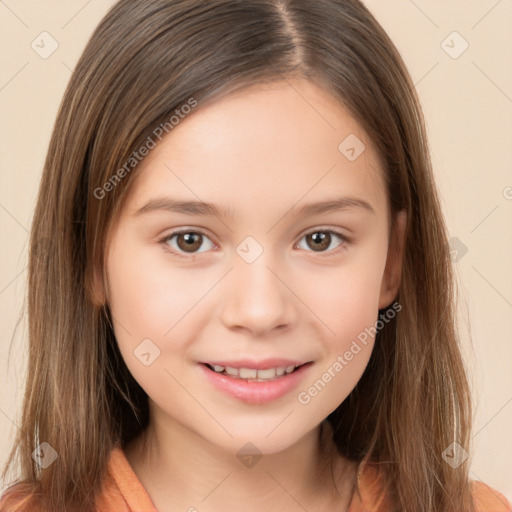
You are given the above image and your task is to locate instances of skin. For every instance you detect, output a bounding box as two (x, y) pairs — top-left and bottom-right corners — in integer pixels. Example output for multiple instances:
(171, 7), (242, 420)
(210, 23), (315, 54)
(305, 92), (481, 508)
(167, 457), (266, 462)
(94, 78), (406, 512)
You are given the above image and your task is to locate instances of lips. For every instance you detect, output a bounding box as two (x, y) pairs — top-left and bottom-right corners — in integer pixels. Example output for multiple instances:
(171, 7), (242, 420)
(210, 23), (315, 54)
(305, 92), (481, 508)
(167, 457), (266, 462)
(198, 359), (314, 404)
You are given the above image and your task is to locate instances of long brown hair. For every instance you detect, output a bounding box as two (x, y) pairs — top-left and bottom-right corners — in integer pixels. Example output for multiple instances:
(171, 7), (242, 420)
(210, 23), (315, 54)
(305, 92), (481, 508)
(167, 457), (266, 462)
(1, 1), (474, 510)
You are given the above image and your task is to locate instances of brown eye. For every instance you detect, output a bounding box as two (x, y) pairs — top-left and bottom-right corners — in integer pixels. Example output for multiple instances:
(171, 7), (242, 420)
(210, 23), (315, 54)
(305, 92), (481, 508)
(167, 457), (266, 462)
(162, 231), (215, 255)
(306, 232), (330, 251)
(298, 230), (346, 253)
(176, 232), (203, 252)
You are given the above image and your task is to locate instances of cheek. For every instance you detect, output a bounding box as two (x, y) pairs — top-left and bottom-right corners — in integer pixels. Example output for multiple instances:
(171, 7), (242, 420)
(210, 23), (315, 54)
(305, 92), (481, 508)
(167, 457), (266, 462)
(293, 261), (384, 414)
(105, 236), (219, 392)
(105, 240), (211, 402)
(302, 251), (387, 342)
(106, 237), (211, 337)
(294, 245), (387, 392)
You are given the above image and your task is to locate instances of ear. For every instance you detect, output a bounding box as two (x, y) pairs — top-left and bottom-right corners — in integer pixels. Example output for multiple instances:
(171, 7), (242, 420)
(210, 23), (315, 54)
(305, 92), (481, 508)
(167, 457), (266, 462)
(379, 210), (407, 309)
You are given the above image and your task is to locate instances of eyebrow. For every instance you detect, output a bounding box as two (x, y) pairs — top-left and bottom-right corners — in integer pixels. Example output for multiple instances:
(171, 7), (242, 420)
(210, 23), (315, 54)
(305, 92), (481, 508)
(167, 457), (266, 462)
(133, 196), (375, 218)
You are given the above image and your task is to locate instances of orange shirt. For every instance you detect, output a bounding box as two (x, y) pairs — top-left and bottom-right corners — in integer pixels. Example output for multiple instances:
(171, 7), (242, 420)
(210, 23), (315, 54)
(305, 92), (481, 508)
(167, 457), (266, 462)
(2, 445), (511, 511)
(94, 446), (512, 511)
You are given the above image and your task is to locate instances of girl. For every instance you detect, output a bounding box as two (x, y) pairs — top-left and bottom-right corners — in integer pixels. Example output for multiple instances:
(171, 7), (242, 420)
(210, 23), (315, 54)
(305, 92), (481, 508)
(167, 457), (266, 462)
(1, 1), (510, 511)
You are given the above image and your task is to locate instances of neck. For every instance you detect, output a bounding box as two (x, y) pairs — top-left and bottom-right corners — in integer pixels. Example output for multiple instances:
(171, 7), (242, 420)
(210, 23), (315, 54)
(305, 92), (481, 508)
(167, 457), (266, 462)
(125, 413), (356, 512)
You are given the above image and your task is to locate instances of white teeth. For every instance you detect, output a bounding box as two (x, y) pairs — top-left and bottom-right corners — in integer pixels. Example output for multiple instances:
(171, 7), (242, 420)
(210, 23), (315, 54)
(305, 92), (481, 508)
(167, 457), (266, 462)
(209, 364), (301, 381)
(239, 367), (257, 379)
(257, 368), (277, 379)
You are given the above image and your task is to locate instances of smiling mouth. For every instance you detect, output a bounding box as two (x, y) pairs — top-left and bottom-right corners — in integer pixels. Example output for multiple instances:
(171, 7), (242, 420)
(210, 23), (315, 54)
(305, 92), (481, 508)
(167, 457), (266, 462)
(203, 362), (311, 382)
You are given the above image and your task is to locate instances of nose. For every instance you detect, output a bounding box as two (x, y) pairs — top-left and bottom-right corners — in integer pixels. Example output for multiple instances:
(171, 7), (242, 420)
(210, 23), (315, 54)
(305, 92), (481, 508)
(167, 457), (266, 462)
(219, 252), (297, 336)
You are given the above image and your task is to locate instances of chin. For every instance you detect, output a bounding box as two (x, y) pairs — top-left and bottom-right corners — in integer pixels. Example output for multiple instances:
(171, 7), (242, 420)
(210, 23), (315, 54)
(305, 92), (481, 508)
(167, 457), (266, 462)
(197, 418), (320, 457)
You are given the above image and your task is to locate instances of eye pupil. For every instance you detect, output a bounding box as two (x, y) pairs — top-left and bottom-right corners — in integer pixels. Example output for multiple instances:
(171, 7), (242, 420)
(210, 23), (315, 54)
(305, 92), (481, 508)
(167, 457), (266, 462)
(307, 232), (331, 251)
(183, 233), (196, 244)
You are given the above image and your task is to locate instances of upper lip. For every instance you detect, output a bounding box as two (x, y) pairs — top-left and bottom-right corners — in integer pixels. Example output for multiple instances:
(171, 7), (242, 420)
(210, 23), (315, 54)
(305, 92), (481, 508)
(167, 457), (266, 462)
(201, 358), (312, 370)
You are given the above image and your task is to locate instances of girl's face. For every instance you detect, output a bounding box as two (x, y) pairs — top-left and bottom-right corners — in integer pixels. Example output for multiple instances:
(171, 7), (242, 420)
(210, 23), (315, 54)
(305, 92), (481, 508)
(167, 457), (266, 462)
(99, 78), (404, 454)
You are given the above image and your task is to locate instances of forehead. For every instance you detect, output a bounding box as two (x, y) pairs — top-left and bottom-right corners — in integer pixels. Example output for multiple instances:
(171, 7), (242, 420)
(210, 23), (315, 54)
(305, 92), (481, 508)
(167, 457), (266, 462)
(122, 78), (387, 219)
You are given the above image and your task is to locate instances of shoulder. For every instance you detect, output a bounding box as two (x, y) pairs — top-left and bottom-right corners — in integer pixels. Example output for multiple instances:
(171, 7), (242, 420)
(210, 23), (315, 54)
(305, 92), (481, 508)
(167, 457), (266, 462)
(0, 483), (42, 512)
(471, 480), (512, 512)
(0, 445), (155, 512)
(352, 463), (512, 512)
(95, 444), (157, 511)
(351, 461), (395, 511)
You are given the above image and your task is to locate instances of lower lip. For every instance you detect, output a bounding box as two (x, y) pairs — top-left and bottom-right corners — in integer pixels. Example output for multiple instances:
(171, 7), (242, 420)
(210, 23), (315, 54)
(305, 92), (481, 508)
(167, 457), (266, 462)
(199, 363), (313, 404)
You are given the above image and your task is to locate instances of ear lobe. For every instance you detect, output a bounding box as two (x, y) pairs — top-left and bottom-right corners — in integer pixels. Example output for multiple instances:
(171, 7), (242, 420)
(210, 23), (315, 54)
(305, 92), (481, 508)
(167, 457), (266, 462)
(379, 210), (407, 309)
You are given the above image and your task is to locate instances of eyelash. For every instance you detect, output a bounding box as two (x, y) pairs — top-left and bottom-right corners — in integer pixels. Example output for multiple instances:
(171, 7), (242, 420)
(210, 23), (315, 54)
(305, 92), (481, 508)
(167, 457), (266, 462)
(158, 228), (350, 259)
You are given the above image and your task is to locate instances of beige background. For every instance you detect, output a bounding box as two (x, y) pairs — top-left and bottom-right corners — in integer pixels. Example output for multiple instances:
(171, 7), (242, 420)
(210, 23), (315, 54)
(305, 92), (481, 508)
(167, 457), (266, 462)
(1, 0), (511, 501)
